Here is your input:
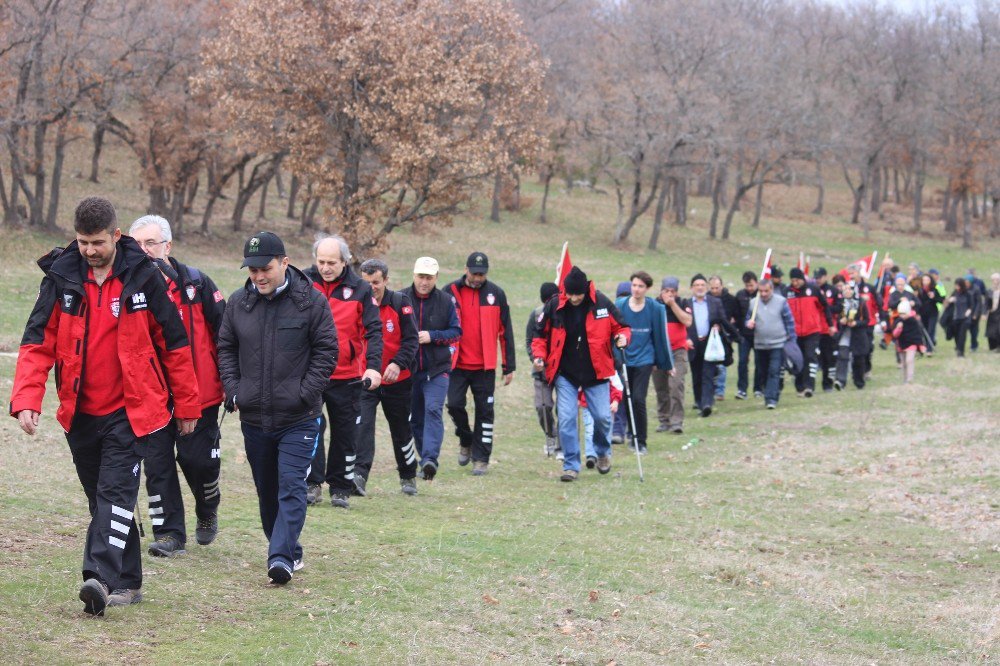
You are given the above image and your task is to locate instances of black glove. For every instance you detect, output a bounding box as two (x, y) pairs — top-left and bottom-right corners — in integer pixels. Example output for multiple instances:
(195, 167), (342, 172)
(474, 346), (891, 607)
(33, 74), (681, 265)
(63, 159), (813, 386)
(224, 394), (237, 413)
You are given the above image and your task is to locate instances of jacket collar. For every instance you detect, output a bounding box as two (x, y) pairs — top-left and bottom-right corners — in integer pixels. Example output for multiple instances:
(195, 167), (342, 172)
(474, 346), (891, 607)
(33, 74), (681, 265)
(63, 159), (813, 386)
(242, 264), (314, 311)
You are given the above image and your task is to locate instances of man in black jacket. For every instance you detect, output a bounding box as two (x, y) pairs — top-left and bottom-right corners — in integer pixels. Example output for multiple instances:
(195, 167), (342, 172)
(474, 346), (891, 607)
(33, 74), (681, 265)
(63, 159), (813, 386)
(217, 231), (338, 585)
(687, 274), (738, 417)
(734, 271), (760, 399)
(401, 256), (461, 481)
(708, 276), (739, 402)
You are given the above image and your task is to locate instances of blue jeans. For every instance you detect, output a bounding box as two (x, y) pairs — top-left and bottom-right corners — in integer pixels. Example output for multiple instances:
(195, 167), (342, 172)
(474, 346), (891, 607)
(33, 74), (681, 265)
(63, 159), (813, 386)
(713, 365), (727, 397)
(581, 408), (595, 459)
(411, 371), (449, 466)
(555, 376), (611, 472)
(755, 347), (785, 405)
(242, 418), (320, 568)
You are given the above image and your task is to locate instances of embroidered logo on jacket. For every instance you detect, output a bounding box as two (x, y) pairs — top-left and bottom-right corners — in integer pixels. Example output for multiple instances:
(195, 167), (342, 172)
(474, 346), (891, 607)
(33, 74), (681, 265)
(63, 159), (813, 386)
(343, 287), (353, 299)
(594, 308), (609, 319)
(386, 319), (395, 333)
(129, 292), (148, 311)
(186, 285), (197, 301)
(487, 293), (495, 305)
(63, 293), (74, 310)
(110, 297), (121, 318)
(402, 305), (413, 315)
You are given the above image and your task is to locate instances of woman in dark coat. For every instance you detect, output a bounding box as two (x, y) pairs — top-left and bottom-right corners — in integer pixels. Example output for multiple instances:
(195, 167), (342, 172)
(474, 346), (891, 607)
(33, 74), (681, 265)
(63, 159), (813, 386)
(917, 273), (944, 348)
(986, 272), (1000, 352)
(946, 278), (979, 357)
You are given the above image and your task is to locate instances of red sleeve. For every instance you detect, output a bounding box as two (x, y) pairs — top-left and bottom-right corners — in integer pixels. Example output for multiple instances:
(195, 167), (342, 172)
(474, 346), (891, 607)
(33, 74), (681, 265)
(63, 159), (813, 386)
(10, 280), (60, 417)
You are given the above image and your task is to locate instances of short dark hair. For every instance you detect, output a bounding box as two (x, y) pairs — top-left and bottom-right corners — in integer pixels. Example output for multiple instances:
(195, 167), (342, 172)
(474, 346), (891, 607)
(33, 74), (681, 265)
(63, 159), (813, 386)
(629, 271), (653, 288)
(360, 258), (389, 279)
(74, 197), (118, 235)
(742, 271), (757, 283)
(690, 273), (707, 286)
(831, 274), (846, 285)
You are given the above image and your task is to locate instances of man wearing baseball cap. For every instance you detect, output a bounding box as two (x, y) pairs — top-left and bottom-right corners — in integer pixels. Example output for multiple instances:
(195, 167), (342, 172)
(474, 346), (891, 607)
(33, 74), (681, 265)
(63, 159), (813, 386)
(402, 257), (461, 481)
(445, 252), (516, 476)
(217, 231), (338, 585)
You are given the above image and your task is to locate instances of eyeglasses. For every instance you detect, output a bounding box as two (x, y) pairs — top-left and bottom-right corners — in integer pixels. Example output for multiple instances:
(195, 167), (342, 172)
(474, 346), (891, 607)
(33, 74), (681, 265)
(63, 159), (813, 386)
(139, 240), (168, 249)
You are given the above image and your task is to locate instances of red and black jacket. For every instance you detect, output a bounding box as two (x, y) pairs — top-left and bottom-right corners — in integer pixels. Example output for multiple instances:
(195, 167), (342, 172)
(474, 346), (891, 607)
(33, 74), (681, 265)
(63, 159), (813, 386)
(9, 238), (200, 437)
(305, 265), (382, 381)
(531, 281), (631, 386)
(447, 278), (516, 374)
(376, 288), (419, 384)
(855, 279), (880, 327)
(818, 282), (840, 334)
(787, 281), (833, 337)
(157, 257), (226, 409)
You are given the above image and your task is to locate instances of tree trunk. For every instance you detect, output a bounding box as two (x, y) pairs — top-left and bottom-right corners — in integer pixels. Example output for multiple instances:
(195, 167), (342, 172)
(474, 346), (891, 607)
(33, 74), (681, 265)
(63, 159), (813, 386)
(708, 164), (726, 239)
(961, 188), (972, 249)
(29, 122), (47, 227)
(512, 170), (521, 211)
(185, 177), (198, 213)
(490, 168), (502, 223)
(721, 182), (755, 240)
(649, 178), (669, 249)
(843, 167), (863, 225)
(673, 176), (687, 227)
(811, 160), (824, 215)
(696, 167), (713, 197)
(970, 192), (980, 219)
(89, 123), (105, 183)
(881, 166), (890, 203)
(45, 123), (68, 230)
(148, 186), (169, 216)
(287, 174), (300, 219)
(942, 178), (952, 220)
(945, 194), (959, 233)
(274, 168), (286, 199)
(990, 192), (999, 237)
(869, 166), (881, 214)
(733, 152), (744, 212)
(912, 161), (925, 231)
(303, 197), (320, 229)
(0, 163), (10, 223)
(257, 171), (273, 220)
(752, 180), (764, 228)
(170, 182), (186, 240)
(539, 169), (552, 224)
(893, 168), (901, 204)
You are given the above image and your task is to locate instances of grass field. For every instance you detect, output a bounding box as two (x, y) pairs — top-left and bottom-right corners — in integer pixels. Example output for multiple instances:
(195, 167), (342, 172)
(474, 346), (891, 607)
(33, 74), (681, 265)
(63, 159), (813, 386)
(0, 141), (998, 664)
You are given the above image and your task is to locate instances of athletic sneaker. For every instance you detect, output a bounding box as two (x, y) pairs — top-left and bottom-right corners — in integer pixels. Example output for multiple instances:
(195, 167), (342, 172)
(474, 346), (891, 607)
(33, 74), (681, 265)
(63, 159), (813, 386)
(803, 389), (813, 398)
(422, 460), (438, 481)
(306, 483), (323, 506)
(560, 470), (578, 482)
(330, 493), (350, 509)
(555, 449), (565, 461)
(195, 515), (218, 546)
(107, 588), (143, 607)
(585, 456), (597, 469)
(735, 391), (747, 400)
(833, 380), (843, 391)
(352, 476), (367, 497)
(400, 478), (418, 496)
(458, 446), (472, 466)
(79, 579), (108, 616)
(544, 437), (558, 457)
(148, 535), (185, 558)
(268, 561), (292, 585)
(293, 558), (304, 572)
(596, 456), (611, 475)
(655, 423), (669, 432)
(766, 402), (777, 410)
(610, 434), (624, 444)
(472, 461), (489, 476)
(754, 391), (764, 399)
(701, 407), (712, 418)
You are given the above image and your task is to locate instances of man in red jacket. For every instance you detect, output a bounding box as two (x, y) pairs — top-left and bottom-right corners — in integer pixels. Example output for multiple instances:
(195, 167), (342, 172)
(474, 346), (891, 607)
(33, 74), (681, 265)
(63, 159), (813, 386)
(787, 267), (834, 397)
(357, 259), (421, 495)
(9, 197), (200, 616)
(128, 215), (227, 557)
(531, 266), (630, 482)
(446, 252), (516, 476)
(305, 235), (383, 507)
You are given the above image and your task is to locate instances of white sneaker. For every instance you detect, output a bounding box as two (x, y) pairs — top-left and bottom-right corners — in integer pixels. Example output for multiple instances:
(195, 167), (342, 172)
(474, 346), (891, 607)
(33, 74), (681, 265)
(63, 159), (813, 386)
(293, 558), (304, 572)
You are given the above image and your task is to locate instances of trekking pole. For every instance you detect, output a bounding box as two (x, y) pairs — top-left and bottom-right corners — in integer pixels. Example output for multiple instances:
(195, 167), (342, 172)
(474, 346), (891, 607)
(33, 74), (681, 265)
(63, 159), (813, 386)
(917, 320), (935, 353)
(618, 362), (645, 483)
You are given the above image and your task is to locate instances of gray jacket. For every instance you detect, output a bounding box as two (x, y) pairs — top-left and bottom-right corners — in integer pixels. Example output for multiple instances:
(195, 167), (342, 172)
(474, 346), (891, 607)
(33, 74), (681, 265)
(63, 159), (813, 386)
(749, 293), (796, 350)
(217, 265), (338, 432)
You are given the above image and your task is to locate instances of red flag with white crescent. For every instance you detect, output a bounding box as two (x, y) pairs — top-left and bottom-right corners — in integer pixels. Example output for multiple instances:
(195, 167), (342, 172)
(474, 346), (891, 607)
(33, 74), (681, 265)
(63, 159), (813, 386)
(556, 242), (573, 293)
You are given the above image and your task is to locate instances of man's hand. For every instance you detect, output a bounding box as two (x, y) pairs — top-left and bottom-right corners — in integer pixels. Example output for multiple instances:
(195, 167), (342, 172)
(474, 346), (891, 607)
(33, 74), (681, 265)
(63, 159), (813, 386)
(669, 368), (676, 377)
(614, 333), (628, 349)
(362, 368), (382, 390)
(224, 393), (238, 413)
(532, 357), (545, 371)
(383, 362), (401, 383)
(176, 418), (198, 436)
(610, 400), (619, 414)
(16, 410), (40, 435)
(746, 319), (756, 330)
(829, 326), (837, 336)
(502, 371), (515, 386)
(664, 293), (675, 306)
(418, 330), (431, 344)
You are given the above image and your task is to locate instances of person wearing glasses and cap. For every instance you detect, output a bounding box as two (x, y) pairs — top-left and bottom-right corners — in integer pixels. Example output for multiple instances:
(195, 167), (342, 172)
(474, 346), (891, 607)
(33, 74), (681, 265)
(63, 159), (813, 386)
(445, 252), (516, 476)
(216, 231), (338, 585)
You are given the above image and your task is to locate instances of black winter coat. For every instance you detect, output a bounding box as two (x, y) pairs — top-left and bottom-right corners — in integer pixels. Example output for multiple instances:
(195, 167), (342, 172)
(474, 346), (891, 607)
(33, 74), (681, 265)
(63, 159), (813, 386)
(217, 265), (338, 432)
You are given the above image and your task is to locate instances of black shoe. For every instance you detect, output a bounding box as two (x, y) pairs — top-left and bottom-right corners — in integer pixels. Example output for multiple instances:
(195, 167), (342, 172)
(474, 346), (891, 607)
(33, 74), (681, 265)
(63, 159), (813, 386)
(803, 389), (813, 398)
(148, 535), (186, 558)
(330, 493), (350, 509)
(352, 476), (367, 497)
(195, 515), (218, 546)
(585, 456), (596, 469)
(422, 461), (438, 481)
(79, 579), (108, 616)
(701, 407), (712, 418)
(400, 478), (418, 496)
(268, 561), (292, 585)
(107, 588), (143, 607)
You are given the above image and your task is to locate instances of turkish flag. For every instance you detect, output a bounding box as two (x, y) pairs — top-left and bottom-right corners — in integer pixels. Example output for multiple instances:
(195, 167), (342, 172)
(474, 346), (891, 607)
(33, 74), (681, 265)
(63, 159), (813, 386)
(760, 249), (773, 281)
(839, 252), (876, 280)
(556, 242), (573, 292)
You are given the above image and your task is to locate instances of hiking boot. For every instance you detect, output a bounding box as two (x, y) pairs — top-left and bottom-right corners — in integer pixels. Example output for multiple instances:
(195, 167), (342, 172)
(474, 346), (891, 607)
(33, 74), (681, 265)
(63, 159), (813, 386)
(472, 461), (489, 476)
(195, 514), (218, 546)
(715, 394), (725, 402)
(330, 493), (350, 509)
(79, 579), (108, 616)
(422, 460), (438, 481)
(352, 476), (367, 497)
(833, 380), (843, 391)
(735, 391), (747, 400)
(306, 483), (323, 506)
(268, 560), (292, 585)
(458, 446), (472, 466)
(803, 388), (814, 398)
(107, 588), (143, 607)
(596, 456), (611, 474)
(610, 434), (624, 444)
(700, 406), (712, 418)
(585, 456), (597, 469)
(148, 535), (185, 558)
(560, 469), (578, 482)
(400, 478), (418, 496)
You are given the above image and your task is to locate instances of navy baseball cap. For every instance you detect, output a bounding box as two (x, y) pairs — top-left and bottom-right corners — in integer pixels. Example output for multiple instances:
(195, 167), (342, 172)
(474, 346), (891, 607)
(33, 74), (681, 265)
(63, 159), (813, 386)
(241, 231), (285, 268)
(466, 251), (489, 274)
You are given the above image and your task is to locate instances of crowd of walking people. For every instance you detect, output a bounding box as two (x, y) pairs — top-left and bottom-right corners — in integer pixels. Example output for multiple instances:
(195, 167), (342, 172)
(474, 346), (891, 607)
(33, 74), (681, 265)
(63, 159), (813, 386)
(8, 196), (1000, 613)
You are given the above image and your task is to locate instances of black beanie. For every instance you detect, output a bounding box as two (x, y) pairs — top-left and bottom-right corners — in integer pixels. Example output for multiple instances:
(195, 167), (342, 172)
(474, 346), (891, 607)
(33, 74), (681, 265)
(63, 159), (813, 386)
(563, 266), (588, 295)
(789, 267), (805, 280)
(540, 282), (558, 303)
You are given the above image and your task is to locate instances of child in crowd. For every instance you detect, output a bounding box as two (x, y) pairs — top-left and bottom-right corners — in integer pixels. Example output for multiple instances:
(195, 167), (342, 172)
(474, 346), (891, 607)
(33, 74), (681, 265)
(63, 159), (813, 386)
(835, 281), (870, 390)
(892, 299), (925, 384)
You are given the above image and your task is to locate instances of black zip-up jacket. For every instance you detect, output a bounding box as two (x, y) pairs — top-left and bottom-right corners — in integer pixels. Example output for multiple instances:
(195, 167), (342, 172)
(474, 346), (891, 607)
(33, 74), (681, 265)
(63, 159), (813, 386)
(217, 265), (338, 432)
(401, 283), (461, 378)
(735, 287), (757, 339)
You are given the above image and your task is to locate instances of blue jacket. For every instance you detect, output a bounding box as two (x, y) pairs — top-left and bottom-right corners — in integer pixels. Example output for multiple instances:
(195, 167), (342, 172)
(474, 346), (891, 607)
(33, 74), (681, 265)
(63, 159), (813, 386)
(615, 296), (673, 370)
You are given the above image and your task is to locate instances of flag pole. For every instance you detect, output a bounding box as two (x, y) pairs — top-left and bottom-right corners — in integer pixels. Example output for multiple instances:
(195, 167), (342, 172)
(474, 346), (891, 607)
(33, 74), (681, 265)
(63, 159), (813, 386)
(750, 248), (772, 323)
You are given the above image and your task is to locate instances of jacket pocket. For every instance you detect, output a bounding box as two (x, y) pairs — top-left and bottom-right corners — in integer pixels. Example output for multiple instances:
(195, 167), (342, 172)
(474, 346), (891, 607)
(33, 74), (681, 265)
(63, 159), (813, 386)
(149, 357), (166, 391)
(276, 319), (308, 351)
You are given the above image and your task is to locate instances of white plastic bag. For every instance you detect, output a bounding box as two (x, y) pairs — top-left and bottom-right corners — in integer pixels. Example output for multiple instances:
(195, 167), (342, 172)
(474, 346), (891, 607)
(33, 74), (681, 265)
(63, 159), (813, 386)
(704, 328), (725, 362)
